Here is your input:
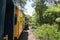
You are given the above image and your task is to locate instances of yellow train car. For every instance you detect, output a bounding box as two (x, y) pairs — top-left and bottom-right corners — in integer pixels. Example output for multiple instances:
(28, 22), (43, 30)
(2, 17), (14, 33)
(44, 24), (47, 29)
(0, 0), (25, 40)
(13, 6), (25, 39)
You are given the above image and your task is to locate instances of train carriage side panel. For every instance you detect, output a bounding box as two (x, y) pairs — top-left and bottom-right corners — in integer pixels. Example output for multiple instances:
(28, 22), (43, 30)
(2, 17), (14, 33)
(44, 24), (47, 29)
(13, 6), (25, 39)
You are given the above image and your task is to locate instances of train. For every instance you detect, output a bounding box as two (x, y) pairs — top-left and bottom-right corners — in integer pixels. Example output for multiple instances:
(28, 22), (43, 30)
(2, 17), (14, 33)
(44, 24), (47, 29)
(0, 0), (25, 40)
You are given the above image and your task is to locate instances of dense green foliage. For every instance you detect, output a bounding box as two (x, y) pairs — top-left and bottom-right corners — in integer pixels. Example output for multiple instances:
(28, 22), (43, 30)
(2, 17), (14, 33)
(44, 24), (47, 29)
(42, 4), (60, 24)
(18, 0), (26, 8)
(32, 0), (47, 25)
(25, 14), (32, 26)
(31, 0), (60, 40)
(33, 24), (60, 40)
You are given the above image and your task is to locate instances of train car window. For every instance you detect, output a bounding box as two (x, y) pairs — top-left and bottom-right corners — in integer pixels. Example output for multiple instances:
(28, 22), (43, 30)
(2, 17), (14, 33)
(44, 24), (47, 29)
(15, 15), (17, 25)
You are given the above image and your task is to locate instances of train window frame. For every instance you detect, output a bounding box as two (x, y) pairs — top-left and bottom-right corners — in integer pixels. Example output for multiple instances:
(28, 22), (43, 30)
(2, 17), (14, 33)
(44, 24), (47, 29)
(15, 14), (17, 25)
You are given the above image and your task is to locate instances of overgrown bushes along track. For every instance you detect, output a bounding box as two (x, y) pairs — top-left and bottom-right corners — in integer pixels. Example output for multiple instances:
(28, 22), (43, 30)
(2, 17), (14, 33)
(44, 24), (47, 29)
(33, 24), (60, 40)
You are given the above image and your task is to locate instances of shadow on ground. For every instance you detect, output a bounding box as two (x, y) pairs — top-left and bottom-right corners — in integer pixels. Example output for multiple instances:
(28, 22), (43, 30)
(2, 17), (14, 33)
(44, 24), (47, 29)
(18, 27), (29, 40)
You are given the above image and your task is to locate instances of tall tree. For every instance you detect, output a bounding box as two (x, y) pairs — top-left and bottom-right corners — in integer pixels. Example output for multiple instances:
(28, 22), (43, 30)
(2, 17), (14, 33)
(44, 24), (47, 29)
(32, 0), (47, 25)
(18, 0), (26, 8)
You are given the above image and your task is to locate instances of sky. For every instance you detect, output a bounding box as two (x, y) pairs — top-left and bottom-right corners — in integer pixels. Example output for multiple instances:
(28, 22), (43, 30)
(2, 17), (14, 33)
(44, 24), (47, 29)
(24, 0), (34, 16)
(24, 0), (57, 16)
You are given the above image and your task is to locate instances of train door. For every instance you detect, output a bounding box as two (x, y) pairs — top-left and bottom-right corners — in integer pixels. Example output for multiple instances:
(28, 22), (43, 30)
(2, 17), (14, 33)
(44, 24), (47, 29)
(0, 0), (6, 40)
(4, 0), (14, 40)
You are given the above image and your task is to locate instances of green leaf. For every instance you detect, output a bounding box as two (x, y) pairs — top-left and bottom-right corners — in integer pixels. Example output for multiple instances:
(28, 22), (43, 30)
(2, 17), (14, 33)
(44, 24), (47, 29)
(56, 18), (60, 22)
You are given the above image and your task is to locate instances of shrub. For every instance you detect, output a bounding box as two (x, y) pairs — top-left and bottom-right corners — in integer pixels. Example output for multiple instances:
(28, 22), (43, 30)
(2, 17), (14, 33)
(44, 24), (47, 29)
(34, 24), (60, 40)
